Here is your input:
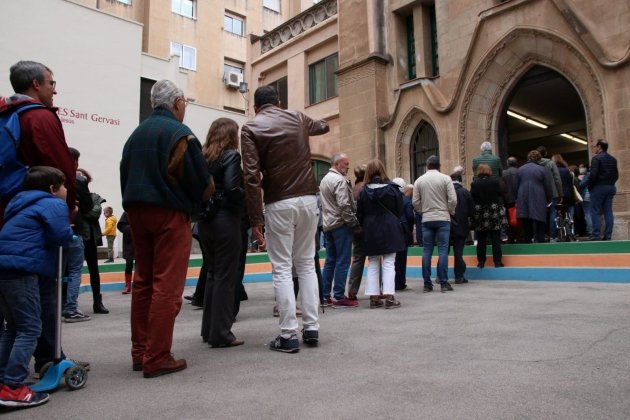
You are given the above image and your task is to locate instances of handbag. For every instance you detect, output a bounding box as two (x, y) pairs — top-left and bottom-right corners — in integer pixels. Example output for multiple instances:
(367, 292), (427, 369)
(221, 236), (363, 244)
(200, 192), (223, 220)
(573, 185), (583, 203)
(507, 205), (521, 228)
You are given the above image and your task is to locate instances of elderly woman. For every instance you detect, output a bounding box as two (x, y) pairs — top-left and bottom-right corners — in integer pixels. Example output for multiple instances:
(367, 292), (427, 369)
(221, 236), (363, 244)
(356, 159), (405, 309)
(516, 150), (553, 243)
(198, 118), (245, 348)
(471, 164), (506, 268)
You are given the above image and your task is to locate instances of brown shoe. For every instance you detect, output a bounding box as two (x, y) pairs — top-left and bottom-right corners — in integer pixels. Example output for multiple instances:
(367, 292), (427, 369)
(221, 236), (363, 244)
(143, 357), (187, 378)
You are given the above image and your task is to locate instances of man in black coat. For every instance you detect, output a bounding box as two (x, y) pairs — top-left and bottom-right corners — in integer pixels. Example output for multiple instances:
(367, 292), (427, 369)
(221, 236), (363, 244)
(587, 139), (618, 241)
(449, 172), (474, 283)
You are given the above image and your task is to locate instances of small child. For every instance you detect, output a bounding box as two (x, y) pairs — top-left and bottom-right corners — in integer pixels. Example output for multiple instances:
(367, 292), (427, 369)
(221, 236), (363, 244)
(0, 166), (74, 408)
(102, 206), (117, 263)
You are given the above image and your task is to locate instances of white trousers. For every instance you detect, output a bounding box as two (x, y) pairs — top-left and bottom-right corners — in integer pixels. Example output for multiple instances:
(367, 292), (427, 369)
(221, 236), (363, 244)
(365, 253), (396, 296)
(265, 195), (320, 338)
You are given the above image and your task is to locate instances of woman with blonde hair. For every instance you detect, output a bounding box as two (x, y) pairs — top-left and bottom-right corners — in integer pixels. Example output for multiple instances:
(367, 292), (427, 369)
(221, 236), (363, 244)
(198, 118), (244, 347)
(356, 159), (405, 309)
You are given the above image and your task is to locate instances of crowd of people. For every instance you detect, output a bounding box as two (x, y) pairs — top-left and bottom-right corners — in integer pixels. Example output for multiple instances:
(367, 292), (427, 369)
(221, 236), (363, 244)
(0, 60), (620, 410)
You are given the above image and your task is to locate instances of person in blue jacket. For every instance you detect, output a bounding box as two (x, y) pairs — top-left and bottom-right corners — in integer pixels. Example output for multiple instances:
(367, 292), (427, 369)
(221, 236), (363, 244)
(0, 166), (74, 409)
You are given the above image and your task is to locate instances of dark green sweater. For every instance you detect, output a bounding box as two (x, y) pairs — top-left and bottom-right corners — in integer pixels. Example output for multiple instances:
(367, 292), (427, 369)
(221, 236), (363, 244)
(120, 108), (210, 217)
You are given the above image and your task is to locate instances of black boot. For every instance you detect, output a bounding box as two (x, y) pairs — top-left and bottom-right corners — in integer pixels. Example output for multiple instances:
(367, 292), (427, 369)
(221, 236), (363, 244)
(93, 294), (109, 314)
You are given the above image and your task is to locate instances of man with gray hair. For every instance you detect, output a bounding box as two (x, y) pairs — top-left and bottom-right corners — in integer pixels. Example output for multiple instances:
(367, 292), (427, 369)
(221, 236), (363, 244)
(120, 79), (214, 378)
(472, 141), (502, 178)
(319, 152), (359, 308)
(413, 155), (457, 292)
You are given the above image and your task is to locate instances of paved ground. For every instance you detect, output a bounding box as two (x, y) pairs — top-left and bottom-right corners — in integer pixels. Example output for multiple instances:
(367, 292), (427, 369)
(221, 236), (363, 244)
(3, 278), (630, 419)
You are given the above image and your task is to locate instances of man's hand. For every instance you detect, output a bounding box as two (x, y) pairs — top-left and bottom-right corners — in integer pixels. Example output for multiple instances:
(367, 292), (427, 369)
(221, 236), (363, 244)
(253, 225), (266, 249)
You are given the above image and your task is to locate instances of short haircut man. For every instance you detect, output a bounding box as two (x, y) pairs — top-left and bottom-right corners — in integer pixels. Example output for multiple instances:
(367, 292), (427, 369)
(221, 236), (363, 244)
(241, 85), (329, 352)
(587, 138), (618, 240)
(120, 79), (213, 377)
(412, 155), (457, 292)
(1, 60), (80, 374)
(319, 152), (358, 307)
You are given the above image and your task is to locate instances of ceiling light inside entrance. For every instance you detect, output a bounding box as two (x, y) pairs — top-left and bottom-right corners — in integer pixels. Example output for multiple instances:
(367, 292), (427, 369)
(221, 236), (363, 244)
(507, 110), (548, 129)
(560, 133), (587, 145)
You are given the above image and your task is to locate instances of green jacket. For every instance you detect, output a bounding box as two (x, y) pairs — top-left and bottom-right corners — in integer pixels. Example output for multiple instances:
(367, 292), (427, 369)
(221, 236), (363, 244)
(82, 192), (105, 242)
(472, 150), (503, 178)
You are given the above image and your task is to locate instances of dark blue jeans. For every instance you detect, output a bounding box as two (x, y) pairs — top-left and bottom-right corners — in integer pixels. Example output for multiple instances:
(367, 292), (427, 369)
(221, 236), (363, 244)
(63, 238), (84, 314)
(322, 225), (353, 300)
(33, 275), (66, 372)
(0, 274), (41, 387)
(590, 184), (616, 240)
(422, 221), (451, 285)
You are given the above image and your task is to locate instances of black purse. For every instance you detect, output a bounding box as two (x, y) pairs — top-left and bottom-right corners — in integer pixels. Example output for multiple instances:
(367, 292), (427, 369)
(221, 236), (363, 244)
(200, 192), (223, 220)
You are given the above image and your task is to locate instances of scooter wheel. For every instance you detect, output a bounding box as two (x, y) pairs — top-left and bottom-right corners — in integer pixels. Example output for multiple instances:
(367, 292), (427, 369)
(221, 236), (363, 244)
(64, 366), (88, 390)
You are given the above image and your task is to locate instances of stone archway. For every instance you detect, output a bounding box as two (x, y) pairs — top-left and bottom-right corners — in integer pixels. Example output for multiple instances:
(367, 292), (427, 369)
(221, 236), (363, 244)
(394, 107), (438, 180)
(459, 27), (606, 174)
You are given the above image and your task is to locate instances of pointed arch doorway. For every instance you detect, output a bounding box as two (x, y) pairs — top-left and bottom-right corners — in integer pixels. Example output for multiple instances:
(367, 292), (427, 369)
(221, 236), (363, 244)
(410, 121), (439, 180)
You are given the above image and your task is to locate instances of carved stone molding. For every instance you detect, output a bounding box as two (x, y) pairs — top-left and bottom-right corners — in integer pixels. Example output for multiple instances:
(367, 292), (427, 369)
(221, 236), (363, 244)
(459, 27), (606, 172)
(395, 107), (435, 176)
(260, 0), (337, 54)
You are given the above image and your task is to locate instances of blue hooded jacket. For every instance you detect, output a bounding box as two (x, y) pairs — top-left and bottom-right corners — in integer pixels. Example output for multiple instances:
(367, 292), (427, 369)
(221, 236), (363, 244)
(0, 190), (74, 278)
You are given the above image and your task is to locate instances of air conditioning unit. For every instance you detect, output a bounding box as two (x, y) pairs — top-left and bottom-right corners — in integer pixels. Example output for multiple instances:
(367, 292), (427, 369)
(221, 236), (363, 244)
(225, 71), (243, 88)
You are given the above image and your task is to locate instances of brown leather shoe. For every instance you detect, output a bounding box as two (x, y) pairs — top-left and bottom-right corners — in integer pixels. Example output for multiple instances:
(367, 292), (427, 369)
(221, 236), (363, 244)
(143, 357), (187, 378)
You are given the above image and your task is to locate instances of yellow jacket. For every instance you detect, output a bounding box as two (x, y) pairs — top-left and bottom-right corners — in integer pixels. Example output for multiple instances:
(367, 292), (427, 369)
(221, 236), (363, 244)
(103, 215), (118, 237)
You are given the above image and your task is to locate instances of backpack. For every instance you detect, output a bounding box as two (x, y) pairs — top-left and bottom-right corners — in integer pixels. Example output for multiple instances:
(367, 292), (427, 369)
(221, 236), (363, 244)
(0, 103), (44, 199)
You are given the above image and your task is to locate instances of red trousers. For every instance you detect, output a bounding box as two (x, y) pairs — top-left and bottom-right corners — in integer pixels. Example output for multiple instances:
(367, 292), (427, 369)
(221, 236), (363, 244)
(127, 205), (192, 370)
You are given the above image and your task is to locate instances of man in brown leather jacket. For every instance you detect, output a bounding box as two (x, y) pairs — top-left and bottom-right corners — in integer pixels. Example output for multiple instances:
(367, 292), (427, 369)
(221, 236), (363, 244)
(241, 86), (329, 353)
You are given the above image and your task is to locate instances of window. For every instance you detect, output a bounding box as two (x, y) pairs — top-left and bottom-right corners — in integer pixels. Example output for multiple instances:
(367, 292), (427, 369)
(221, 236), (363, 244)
(263, 0), (280, 13)
(406, 15), (416, 80)
(312, 160), (330, 185)
(267, 77), (288, 109)
(309, 53), (338, 105)
(224, 14), (244, 36)
(114, 0), (131, 4)
(139, 78), (155, 123)
(428, 4), (439, 76)
(172, 0), (195, 19)
(170, 42), (196, 71)
(410, 122), (439, 180)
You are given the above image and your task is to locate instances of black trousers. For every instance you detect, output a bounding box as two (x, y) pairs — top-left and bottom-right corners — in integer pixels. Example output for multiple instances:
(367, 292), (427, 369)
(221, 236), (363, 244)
(476, 230), (502, 264)
(450, 236), (467, 279)
(198, 211), (241, 345)
(83, 237), (101, 301)
(233, 227), (249, 319)
(394, 248), (408, 290)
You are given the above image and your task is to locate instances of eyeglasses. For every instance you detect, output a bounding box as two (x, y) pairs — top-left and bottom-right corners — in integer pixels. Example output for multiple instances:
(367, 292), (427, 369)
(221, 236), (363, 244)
(178, 97), (189, 107)
(41, 79), (56, 89)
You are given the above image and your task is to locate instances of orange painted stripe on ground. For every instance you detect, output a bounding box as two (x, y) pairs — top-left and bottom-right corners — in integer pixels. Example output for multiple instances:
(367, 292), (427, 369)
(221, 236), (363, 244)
(407, 254), (629, 268)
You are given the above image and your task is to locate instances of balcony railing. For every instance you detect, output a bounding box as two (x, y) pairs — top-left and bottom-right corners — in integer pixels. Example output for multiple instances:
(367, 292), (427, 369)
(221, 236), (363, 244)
(258, 0), (337, 54)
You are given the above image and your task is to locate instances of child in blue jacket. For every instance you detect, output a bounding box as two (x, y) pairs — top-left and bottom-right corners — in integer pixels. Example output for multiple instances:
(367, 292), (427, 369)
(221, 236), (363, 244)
(0, 166), (74, 409)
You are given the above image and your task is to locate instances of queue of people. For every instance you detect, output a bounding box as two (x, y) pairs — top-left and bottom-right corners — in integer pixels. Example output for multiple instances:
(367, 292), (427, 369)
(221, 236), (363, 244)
(0, 62), (621, 412)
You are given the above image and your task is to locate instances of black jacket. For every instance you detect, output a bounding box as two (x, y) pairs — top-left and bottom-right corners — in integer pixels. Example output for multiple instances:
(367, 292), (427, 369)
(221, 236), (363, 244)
(451, 182), (474, 238)
(208, 149), (245, 216)
(357, 178), (406, 256)
(588, 152), (618, 188)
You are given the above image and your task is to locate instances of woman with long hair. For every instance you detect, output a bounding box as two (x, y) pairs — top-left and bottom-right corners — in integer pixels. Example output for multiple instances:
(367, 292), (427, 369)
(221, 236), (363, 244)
(198, 118), (244, 347)
(470, 164), (506, 268)
(356, 159), (405, 309)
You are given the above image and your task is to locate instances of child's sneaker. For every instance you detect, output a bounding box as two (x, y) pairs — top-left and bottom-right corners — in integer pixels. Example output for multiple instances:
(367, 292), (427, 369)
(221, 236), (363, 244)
(0, 384), (49, 408)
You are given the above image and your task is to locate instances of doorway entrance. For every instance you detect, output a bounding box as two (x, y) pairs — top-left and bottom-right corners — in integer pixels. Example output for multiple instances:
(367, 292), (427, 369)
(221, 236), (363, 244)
(499, 65), (588, 167)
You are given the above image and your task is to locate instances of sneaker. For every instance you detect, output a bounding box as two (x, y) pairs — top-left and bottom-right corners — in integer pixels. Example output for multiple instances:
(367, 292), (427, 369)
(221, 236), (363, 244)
(332, 297), (359, 309)
(64, 310), (91, 323)
(441, 283), (454, 292)
(423, 285), (433, 293)
(269, 335), (299, 353)
(385, 296), (401, 309)
(302, 329), (319, 345)
(320, 298), (333, 307)
(0, 384), (49, 408)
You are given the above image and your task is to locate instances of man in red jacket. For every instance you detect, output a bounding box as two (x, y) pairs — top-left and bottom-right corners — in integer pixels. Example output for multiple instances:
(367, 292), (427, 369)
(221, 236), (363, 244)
(0, 60), (86, 377)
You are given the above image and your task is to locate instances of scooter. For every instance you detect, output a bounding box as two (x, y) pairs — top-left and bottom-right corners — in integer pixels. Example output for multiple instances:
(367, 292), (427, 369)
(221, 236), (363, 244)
(31, 245), (88, 392)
